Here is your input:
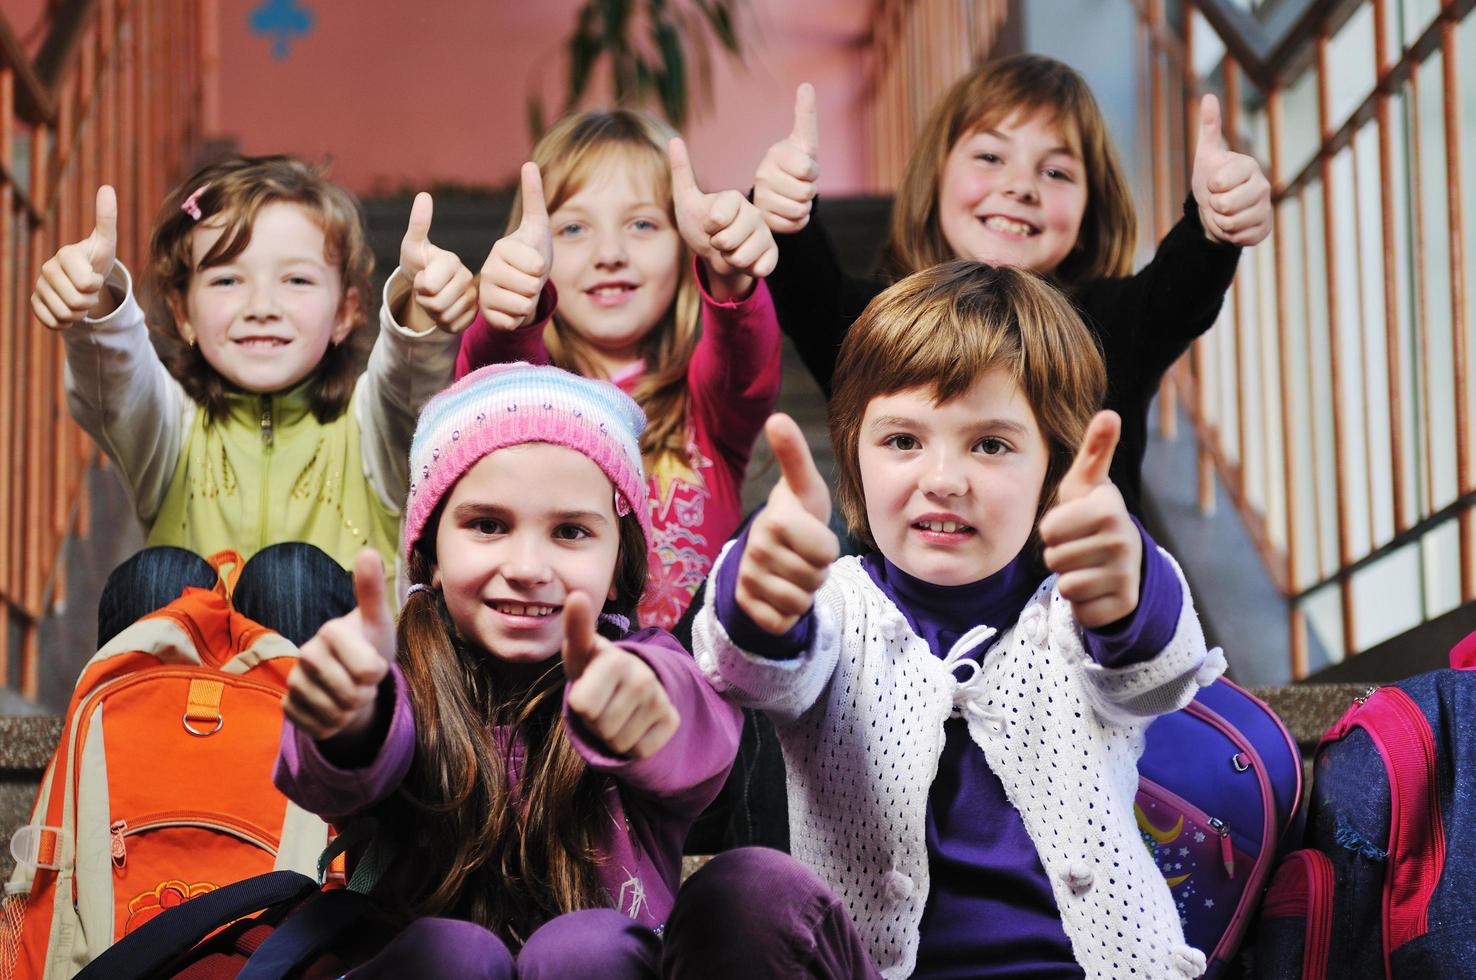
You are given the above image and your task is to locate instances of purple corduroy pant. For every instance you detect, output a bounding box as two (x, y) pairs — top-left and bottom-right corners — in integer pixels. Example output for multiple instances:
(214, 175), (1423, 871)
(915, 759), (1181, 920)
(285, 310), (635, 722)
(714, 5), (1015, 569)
(662, 847), (882, 979)
(347, 847), (879, 978)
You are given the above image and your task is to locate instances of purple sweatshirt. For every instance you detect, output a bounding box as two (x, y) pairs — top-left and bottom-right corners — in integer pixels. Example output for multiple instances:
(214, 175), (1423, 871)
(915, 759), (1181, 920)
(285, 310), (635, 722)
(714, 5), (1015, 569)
(273, 627), (743, 932)
(715, 521), (1181, 977)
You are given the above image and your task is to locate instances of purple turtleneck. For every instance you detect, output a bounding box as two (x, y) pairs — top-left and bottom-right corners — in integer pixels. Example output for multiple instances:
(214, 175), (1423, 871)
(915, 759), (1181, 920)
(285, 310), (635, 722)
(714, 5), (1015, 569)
(714, 520), (1181, 977)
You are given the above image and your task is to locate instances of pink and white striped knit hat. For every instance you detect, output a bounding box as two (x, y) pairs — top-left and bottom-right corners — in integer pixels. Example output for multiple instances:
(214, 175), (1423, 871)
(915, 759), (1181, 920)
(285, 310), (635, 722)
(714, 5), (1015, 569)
(402, 362), (651, 561)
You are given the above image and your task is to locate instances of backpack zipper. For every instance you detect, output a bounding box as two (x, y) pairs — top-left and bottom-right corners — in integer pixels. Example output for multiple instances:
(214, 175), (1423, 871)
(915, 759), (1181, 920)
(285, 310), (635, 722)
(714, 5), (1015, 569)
(1138, 777), (1237, 879)
(1181, 693), (1284, 965)
(1208, 817), (1234, 877)
(1346, 687), (1445, 955)
(110, 813), (279, 870)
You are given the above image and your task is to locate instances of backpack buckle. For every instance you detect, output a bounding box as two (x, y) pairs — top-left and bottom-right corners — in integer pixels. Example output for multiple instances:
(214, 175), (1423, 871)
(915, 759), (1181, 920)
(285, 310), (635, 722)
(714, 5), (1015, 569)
(10, 825), (69, 871)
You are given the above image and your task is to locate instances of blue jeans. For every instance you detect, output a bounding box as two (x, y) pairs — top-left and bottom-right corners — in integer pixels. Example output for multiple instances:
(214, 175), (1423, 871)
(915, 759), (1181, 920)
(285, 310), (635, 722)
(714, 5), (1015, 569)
(96, 542), (355, 646)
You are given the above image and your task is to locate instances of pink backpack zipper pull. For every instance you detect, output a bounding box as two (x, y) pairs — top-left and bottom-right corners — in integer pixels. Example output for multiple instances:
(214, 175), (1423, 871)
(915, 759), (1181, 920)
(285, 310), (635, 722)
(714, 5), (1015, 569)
(1210, 817), (1234, 878)
(110, 820), (127, 868)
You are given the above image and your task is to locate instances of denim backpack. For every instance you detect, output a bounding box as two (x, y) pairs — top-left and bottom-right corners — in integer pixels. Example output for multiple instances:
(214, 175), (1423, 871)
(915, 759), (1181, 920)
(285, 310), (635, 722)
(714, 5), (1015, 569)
(1255, 634), (1476, 978)
(1136, 677), (1304, 978)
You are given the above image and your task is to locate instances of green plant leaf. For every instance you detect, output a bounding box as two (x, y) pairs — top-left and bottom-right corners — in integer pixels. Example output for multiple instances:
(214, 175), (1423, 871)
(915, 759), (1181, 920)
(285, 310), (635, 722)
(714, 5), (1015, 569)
(569, 23), (601, 105)
(527, 94), (547, 140)
(550, 0), (745, 127)
(653, 18), (685, 124)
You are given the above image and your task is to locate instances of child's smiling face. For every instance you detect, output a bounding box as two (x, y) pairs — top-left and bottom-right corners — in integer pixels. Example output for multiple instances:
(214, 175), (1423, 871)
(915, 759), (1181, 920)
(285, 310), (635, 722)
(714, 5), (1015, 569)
(178, 201), (356, 394)
(548, 154), (683, 375)
(936, 110), (1088, 276)
(858, 368), (1050, 586)
(431, 443), (622, 664)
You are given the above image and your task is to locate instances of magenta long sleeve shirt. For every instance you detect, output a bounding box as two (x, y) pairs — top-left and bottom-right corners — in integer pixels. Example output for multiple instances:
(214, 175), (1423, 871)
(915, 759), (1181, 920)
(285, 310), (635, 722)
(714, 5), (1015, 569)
(455, 265), (782, 630)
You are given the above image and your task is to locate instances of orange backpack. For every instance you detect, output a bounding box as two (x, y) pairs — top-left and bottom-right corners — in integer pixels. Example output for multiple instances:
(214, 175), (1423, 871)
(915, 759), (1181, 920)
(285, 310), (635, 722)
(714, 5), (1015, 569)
(0, 552), (329, 980)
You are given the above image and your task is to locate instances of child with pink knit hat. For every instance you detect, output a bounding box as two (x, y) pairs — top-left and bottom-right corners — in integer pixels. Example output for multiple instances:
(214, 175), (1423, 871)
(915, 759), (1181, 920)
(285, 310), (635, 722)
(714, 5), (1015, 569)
(273, 362), (741, 976)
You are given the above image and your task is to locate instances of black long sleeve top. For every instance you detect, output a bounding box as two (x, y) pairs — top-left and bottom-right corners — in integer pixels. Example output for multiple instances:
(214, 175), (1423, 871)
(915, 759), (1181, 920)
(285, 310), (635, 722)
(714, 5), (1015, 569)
(764, 195), (1242, 516)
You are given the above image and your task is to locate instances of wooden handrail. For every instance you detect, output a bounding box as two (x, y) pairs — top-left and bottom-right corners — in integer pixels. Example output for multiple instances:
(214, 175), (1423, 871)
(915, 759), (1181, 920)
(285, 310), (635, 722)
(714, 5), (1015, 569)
(34, 0), (99, 90)
(1, 0), (204, 701)
(0, 12), (56, 123)
(1133, 0), (1476, 674)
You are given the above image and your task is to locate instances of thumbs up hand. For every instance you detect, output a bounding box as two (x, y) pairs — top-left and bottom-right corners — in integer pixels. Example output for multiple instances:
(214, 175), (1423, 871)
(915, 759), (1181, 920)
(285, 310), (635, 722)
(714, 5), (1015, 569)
(1039, 412), (1142, 629)
(1191, 94), (1271, 246)
(399, 192), (477, 334)
(754, 83), (820, 234)
(479, 162), (554, 331)
(284, 549), (397, 743)
(32, 185), (121, 328)
(562, 592), (680, 759)
(736, 414), (840, 635)
(669, 137), (778, 302)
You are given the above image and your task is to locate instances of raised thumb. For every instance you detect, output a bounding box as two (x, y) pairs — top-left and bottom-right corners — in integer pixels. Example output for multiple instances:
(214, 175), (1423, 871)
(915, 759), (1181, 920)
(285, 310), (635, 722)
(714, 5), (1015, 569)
(1057, 411), (1121, 504)
(352, 548), (394, 659)
(89, 185), (118, 276)
(667, 137), (702, 206)
(1195, 94), (1224, 166)
(401, 192), (434, 273)
(766, 413), (830, 521)
(518, 161), (549, 232)
(560, 591), (598, 681)
(791, 82), (819, 159)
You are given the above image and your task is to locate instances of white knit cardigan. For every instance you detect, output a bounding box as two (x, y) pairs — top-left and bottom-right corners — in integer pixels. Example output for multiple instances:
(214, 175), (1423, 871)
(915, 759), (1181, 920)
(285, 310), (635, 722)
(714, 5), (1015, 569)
(693, 546), (1226, 980)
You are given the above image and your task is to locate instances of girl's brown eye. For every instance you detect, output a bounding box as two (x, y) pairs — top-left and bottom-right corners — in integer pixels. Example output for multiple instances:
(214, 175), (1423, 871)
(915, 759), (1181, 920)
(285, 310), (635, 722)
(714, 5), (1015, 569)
(977, 438), (1009, 456)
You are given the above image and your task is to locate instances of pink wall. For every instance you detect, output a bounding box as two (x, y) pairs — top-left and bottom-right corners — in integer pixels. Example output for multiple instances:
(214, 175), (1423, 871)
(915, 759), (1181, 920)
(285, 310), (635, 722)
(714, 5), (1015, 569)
(216, 0), (872, 197)
(6, 0), (53, 58)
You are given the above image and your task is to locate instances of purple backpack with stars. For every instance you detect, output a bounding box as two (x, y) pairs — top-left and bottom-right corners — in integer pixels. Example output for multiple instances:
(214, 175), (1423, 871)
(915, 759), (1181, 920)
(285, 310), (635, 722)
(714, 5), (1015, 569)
(1136, 676), (1304, 978)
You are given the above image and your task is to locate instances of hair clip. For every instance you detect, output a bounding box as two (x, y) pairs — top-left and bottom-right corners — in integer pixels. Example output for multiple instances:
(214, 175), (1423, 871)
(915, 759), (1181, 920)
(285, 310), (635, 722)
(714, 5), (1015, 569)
(614, 491), (632, 518)
(406, 582), (436, 597)
(180, 182), (211, 221)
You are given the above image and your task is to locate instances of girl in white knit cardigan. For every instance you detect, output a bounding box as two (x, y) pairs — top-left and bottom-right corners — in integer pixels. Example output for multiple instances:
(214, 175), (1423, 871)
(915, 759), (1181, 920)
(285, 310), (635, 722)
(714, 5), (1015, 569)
(667, 262), (1221, 980)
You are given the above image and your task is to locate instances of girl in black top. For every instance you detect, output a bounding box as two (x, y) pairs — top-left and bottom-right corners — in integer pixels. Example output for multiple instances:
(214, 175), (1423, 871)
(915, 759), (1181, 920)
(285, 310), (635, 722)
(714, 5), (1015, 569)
(753, 55), (1271, 516)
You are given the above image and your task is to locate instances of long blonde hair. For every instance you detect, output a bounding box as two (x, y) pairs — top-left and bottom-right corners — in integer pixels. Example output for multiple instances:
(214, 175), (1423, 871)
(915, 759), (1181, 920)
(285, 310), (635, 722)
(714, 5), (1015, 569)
(881, 55), (1137, 290)
(516, 109), (702, 469)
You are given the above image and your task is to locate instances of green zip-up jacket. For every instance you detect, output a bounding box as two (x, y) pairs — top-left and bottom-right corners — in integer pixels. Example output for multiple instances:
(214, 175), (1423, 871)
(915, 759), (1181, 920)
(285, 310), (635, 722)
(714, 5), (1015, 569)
(62, 263), (459, 586)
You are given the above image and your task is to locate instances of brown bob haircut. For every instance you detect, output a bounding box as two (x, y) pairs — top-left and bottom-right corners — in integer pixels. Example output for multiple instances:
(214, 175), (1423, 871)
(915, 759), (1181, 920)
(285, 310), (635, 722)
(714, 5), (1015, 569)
(142, 155), (374, 423)
(515, 109), (701, 469)
(829, 261), (1106, 552)
(880, 54), (1137, 291)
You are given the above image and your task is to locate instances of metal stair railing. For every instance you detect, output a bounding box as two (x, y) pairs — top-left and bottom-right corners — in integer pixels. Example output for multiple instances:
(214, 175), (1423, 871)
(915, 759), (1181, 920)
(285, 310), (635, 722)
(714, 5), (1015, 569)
(1133, 0), (1475, 676)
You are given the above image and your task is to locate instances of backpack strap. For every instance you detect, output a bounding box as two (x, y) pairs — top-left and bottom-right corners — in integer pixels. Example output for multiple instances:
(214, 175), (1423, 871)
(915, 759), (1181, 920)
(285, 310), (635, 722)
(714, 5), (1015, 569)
(1451, 629), (1476, 670)
(317, 820), (394, 894)
(206, 549), (245, 599)
(73, 870), (318, 980)
(1321, 686), (1445, 974)
(237, 888), (376, 980)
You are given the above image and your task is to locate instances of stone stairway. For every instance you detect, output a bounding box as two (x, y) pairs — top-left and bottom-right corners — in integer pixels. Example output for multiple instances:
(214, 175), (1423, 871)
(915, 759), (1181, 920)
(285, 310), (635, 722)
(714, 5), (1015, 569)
(0, 193), (1439, 890)
(359, 191), (896, 510)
